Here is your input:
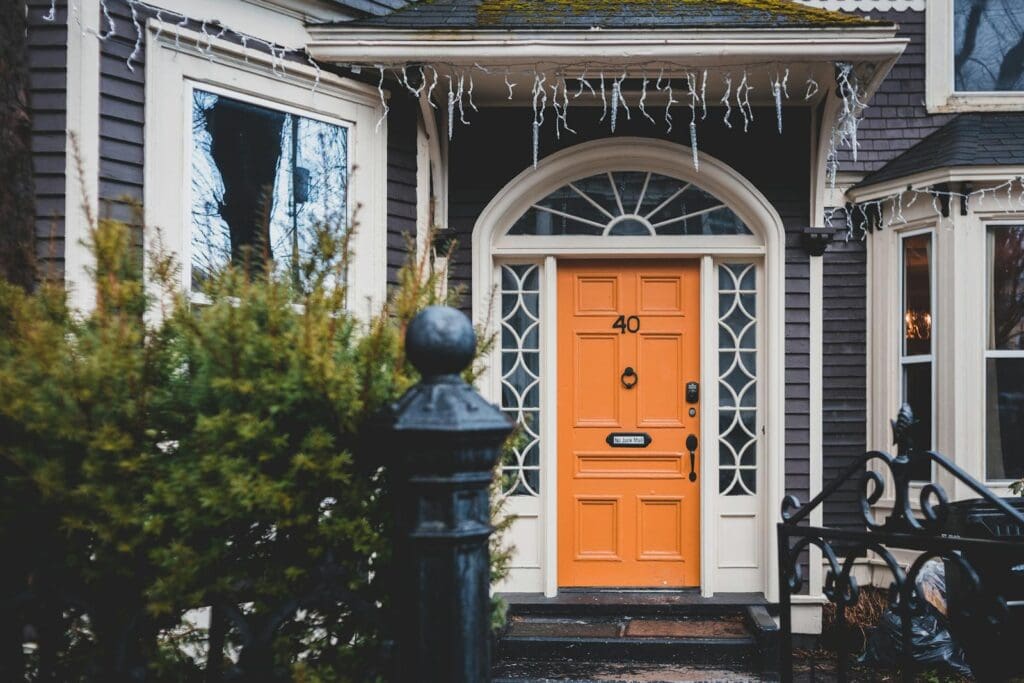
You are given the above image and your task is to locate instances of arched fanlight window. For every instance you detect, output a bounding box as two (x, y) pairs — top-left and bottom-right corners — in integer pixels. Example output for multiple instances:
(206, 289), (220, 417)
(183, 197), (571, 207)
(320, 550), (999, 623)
(507, 171), (752, 237)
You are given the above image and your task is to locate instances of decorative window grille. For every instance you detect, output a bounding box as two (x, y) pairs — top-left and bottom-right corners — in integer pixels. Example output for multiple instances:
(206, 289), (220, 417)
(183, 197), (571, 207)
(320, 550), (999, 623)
(499, 264), (542, 496)
(507, 172), (751, 237)
(718, 263), (758, 496)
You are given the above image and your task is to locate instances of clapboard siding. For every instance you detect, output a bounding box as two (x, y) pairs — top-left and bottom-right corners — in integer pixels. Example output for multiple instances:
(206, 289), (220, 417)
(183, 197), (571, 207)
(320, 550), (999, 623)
(838, 9), (953, 175)
(822, 224), (868, 531)
(386, 96), (418, 287)
(27, 0), (68, 280)
(447, 106), (812, 508)
(97, 0), (146, 233)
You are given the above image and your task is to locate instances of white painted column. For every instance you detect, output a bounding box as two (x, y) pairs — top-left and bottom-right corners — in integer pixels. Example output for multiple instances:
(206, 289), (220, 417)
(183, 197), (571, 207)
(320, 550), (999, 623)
(64, 0), (102, 311)
(699, 255), (716, 597)
(542, 255), (559, 597)
(807, 253), (825, 598)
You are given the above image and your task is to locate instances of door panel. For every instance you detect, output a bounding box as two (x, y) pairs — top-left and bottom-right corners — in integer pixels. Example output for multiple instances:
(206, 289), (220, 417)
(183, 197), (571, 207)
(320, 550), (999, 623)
(558, 261), (700, 588)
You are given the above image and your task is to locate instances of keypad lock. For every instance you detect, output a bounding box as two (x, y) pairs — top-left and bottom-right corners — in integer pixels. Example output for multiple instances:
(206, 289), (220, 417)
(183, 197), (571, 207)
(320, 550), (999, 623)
(686, 381), (699, 404)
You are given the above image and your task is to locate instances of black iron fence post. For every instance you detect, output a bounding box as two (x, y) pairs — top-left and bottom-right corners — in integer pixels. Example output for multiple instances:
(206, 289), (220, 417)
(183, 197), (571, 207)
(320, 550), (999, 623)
(383, 306), (513, 683)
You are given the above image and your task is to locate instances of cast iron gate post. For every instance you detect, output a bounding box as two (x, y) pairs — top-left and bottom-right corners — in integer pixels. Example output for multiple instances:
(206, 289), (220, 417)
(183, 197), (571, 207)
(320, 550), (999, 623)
(383, 306), (513, 683)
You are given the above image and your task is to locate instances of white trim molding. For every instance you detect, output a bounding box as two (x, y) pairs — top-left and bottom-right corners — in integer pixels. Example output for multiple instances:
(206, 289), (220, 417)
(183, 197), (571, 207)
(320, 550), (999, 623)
(307, 27), (906, 66)
(63, 0), (102, 312)
(474, 138), (787, 602)
(795, 0), (925, 10)
(143, 21), (388, 317)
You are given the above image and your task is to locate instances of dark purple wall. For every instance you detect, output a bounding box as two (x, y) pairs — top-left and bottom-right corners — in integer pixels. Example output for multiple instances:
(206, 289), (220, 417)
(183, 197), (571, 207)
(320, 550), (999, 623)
(27, 0), (68, 281)
(838, 9), (953, 174)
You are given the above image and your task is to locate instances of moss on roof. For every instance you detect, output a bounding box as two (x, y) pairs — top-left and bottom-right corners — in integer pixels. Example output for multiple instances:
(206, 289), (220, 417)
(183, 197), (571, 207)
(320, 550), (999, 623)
(474, 0), (866, 26)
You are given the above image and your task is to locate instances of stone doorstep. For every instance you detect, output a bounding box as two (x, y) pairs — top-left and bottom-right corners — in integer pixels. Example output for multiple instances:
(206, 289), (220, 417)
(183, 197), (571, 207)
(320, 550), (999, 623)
(507, 615), (751, 640)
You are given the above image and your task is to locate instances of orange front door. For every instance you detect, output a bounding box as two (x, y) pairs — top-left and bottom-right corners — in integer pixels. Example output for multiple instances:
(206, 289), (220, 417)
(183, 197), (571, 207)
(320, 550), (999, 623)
(557, 261), (701, 588)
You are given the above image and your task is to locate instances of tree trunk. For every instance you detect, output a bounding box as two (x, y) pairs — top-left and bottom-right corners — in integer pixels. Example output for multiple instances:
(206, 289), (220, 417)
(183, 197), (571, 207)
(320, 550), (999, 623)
(0, 0), (38, 289)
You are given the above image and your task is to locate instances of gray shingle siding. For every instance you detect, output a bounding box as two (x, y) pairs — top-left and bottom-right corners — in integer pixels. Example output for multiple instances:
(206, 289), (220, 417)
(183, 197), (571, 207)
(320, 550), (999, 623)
(98, 0), (146, 232)
(822, 223), (867, 531)
(386, 97), (419, 287)
(838, 9), (953, 175)
(28, 0), (68, 280)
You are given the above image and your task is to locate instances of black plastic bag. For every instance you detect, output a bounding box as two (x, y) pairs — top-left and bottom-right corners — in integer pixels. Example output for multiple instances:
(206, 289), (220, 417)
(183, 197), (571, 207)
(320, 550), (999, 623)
(859, 609), (971, 676)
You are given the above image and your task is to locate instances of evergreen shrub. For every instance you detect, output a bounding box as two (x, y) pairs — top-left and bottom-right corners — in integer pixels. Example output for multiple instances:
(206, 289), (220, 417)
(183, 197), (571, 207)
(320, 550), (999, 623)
(0, 211), (510, 681)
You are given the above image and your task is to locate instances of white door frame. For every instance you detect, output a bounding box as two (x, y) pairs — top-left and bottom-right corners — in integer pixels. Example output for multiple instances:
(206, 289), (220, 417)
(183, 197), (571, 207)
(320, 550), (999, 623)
(472, 138), (787, 599)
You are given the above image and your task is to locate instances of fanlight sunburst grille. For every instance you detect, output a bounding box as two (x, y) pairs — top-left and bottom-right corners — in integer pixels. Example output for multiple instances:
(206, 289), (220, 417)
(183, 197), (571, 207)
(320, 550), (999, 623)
(508, 171), (751, 237)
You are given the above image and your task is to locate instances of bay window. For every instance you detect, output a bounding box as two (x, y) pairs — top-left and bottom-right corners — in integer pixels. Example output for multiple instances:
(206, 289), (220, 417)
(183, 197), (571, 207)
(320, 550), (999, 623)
(986, 225), (1024, 482)
(900, 231), (934, 480)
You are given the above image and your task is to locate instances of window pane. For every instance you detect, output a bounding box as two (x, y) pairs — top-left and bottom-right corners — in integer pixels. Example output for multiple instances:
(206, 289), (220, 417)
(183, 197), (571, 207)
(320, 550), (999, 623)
(190, 90), (348, 292)
(985, 357), (1024, 481)
(988, 226), (1024, 350)
(902, 233), (932, 357)
(902, 362), (933, 481)
(954, 0), (1024, 92)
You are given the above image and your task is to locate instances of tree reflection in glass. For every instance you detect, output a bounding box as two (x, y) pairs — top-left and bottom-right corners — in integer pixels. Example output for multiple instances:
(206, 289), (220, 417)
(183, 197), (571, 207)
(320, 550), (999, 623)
(190, 90), (348, 293)
(955, 0), (1024, 92)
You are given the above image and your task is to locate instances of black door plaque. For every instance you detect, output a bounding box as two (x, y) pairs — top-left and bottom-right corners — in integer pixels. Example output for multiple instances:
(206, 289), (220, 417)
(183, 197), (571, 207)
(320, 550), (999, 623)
(605, 432), (652, 448)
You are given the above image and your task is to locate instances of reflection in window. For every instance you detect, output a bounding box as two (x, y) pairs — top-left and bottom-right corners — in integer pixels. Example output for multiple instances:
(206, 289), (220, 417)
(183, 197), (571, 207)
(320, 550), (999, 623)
(955, 0), (1024, 92)
(986, 226), (1024, 481)
(901, 233), (933, 480)
(507, 171), (751, 237)
(190, 89), (348, 292)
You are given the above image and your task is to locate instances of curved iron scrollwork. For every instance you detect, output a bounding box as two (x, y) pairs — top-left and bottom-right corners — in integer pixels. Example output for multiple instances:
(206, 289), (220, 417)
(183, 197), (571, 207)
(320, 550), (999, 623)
(777, 404), (1024, 682)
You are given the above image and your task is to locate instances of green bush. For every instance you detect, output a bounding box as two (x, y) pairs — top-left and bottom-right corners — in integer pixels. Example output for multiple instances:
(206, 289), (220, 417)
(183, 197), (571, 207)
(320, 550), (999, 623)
(0, 213), (510, 681)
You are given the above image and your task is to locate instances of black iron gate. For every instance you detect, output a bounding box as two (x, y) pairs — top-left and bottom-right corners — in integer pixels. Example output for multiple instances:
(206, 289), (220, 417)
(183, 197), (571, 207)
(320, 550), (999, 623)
(777, 405), (1024, 681)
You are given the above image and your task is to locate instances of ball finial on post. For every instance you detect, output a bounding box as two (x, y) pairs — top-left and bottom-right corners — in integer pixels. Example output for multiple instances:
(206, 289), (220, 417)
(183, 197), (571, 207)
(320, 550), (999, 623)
(405, 305), (476, 378)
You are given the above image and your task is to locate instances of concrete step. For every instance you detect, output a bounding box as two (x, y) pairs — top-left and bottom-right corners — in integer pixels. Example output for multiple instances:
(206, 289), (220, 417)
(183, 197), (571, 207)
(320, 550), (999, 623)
(494, 594), (780, 678)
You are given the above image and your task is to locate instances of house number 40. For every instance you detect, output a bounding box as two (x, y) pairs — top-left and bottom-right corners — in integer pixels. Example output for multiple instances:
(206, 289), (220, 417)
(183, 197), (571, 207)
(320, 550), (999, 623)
(612, 315), (641, 334)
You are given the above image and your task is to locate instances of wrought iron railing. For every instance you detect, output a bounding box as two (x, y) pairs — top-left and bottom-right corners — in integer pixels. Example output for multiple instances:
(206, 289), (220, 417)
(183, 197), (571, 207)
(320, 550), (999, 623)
(778, 405), (1024, 682)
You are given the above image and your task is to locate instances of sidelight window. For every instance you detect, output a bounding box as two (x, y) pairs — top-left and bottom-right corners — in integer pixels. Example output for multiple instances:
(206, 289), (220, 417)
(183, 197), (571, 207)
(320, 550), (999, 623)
(718, 263), (758, 496)
(499, 264), (542, 496)
(985, 225), (1024, 482)
(190, 89), (349, 294)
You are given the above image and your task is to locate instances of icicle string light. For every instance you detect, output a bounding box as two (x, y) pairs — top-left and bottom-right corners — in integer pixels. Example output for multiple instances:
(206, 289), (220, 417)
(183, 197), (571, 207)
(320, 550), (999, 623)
(56, 5), (871, 178)
(376, 66), (389, 132)
(841, 177), (1024, 239)
(721, 74), (733, 130)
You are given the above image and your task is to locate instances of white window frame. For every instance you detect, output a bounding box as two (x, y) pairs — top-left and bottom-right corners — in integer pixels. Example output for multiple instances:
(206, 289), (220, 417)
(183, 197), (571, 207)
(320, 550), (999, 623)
(983, 221), (1024, 485)
(144, 20), (387, 317)
(926, 0), (1024, 112)
(898, 227), (936, 481)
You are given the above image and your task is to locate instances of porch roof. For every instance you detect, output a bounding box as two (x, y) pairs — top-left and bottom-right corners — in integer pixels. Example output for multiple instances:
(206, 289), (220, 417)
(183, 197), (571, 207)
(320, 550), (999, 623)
(853, 113), (1024, 192)
(334, 0), (877, 30)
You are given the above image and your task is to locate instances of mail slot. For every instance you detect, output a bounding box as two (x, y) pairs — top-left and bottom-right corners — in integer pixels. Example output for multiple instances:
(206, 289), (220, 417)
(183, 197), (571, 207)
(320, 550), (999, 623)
(605, 432), (652, 448)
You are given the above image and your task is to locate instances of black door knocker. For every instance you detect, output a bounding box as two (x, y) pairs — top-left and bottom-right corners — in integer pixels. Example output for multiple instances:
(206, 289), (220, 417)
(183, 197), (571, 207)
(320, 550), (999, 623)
(621, 366), (638, 389)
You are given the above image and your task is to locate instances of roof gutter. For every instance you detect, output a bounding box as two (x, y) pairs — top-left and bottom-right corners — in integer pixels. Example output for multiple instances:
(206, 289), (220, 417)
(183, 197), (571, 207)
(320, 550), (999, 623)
(848, 166), (1024, 203)
(306, 27), (905, 65)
